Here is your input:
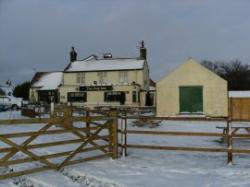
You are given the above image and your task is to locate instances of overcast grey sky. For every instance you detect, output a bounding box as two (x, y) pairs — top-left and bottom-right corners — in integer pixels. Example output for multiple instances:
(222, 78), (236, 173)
(1, 0), (250, 86)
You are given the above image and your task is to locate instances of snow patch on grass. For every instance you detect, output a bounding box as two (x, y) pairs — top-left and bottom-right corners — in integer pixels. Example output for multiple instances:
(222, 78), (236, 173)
(60, 167), (125, 187)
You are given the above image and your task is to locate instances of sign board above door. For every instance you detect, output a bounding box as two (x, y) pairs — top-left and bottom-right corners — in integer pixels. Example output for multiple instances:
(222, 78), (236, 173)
(79, 86), (113, 91)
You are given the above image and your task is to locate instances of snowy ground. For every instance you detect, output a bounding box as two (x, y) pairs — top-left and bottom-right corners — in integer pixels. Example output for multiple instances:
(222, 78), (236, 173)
(0, 111), (250, 187)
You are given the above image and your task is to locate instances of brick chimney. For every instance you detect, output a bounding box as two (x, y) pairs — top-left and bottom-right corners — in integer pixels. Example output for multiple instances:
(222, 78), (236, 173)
(139, 40), (147, 60)
(70, 47), (77, 62)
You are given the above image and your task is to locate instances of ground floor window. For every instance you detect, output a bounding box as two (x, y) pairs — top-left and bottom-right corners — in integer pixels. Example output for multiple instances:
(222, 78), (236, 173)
(67, 92), (87, 103)
(38, 90), (58, 103)
(104, 91), (126, 104)
(179, 86), (203, 113)
(145, 91), (154, 106)
(132, 91), (137, 102)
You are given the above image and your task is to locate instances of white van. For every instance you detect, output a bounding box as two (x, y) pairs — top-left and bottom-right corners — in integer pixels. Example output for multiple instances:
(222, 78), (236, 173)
(0, 96), (22, 110)
(0, 86), (23, 110)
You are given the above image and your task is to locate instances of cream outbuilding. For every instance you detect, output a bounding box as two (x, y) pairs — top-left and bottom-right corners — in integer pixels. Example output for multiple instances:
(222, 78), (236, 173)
(156, 58), (228, 117)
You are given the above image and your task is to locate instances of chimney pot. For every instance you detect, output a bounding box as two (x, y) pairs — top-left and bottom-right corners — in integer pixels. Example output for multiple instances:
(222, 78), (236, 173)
(103, 53), (112, 59)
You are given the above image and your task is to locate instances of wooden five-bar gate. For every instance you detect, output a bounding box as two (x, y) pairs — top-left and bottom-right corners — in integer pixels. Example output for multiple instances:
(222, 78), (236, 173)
(0, 107), (118, 180)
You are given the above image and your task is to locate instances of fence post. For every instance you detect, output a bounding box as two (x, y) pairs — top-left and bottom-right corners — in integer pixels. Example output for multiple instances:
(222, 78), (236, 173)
(120, 112), (124, 157)
(50, 102), (56, 118)
(85, 110), (90, 137)
(124, 111), (128, 156)
(109, 109), (118, 159)
(63, 106), (72, 117)
(227, 118), (233, 164)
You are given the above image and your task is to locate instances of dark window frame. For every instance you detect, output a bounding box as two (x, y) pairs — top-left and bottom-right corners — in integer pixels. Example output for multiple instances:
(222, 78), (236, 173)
(67, 92), (87, 103)
(104, 91), (126, 103)
(132, 91), (137, 102)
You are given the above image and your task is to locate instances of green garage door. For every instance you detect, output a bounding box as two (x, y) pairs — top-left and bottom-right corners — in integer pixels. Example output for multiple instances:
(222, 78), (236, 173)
(179, 86), (203, 113)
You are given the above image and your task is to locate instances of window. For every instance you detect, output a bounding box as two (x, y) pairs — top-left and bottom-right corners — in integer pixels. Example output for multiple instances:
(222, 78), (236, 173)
(104, 91), (126, 104)
(67, 92), (87, 103)
(97, 72), (107, 84)
(38, 90), (57, 103)
(119, 71), (128, 83)
(132, 91), (137, 102)
(76, 73), (85, 84)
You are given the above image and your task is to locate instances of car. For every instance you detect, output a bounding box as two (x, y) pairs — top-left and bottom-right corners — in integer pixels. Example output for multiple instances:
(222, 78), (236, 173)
(0, 104), (8, 112)
(0, 95), (23, 110)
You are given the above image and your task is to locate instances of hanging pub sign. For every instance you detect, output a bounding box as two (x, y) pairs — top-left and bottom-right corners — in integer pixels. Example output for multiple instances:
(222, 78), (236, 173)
(79, 85), (113, 91)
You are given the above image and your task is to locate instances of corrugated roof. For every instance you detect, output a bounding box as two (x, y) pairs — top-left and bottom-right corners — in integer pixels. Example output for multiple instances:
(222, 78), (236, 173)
(65, 56), (145, 72)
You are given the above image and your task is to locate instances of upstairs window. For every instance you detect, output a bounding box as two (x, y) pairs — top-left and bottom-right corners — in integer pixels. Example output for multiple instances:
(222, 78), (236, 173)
(119, 71), (128, 83)
(76, 73), (85, 84)
(97, 72), (107, 84)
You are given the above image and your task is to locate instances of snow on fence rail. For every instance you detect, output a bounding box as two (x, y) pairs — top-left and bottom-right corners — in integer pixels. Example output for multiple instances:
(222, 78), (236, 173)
(0, 107), (119, 180)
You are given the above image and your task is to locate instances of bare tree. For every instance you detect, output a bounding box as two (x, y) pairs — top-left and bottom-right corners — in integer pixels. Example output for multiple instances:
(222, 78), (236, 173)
(201, 59), (250, 90)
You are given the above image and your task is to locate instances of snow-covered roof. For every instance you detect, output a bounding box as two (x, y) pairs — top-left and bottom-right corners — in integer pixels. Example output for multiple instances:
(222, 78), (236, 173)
(229, 91), (250, 98)
(0, 86), (13, 96)
(31, 72), (63, 90)
(65, 56), (145, 72)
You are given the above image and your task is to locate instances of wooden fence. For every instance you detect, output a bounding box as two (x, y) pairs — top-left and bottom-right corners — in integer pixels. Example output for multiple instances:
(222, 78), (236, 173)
(0, 107), (118, 180)
(2, 105), (250, 180)
(229, 98), (250, 121)
(119, 115), (250, 164)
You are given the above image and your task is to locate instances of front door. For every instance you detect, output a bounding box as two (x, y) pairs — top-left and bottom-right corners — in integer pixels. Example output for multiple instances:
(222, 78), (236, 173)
(179, 86), (203, 114)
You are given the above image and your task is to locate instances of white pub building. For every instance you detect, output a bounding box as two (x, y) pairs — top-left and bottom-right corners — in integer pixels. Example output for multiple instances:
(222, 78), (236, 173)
(30, 42), (154, 108)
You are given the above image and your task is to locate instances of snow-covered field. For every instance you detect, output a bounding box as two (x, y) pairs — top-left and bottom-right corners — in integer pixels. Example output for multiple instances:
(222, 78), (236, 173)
(1, 111), (250, 187)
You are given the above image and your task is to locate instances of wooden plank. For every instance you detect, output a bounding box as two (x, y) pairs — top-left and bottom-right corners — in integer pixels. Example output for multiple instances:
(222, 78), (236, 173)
(127, 144), (227, 152)
(226, 121), (233, 164)
(124, 114), (128, 156)
(126, 130), (223, 137)
(232, 149), (250, 154)
(0, 116), (112, 125)
(0, 118), (61, 125)
(110, 110), (118, 159)
(75, 116), (113, 122)
(0, 145), (110, 166)
(0, 136), (57, 169)
(232, 134), (250, 138)
(60, 120), (110, 154)
(57, 126), (105, 169)
(122, 116), (228, 121)
(86, 110), (90, 137)
(1, 123), (54, 164)
(230, 98), (250, 121)
(0, 126), (103, 138)
(0, 136), (109, 153)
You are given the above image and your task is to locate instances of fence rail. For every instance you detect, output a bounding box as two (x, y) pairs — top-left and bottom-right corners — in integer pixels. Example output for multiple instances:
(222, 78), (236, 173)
(119, 114), (250, 164)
